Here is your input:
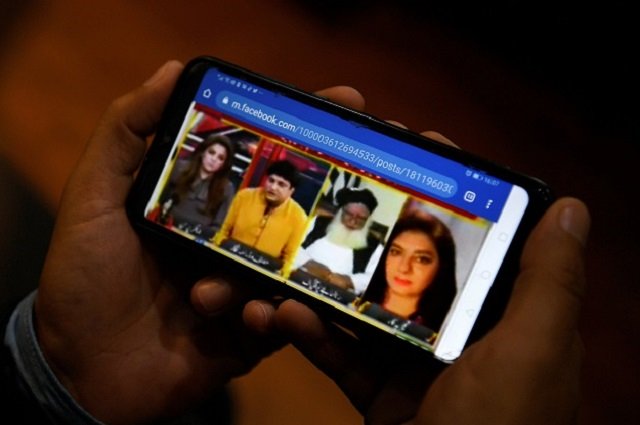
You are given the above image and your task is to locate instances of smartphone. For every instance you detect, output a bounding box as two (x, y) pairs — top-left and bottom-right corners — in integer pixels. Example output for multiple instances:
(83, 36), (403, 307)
(127, 56), (553, 363)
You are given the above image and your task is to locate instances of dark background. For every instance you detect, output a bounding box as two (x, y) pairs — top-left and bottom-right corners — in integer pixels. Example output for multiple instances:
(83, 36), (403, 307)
(1, 1), (637, 424)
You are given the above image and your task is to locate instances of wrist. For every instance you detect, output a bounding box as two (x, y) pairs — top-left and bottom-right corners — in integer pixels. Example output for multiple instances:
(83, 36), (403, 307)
(7, 291), (103, 424)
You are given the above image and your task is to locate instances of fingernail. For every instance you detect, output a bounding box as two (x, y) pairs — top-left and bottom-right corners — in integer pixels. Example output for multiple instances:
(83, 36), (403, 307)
(559, 200), (590, 247)
(197, 281), (232, 315)
(257, 301), (275, 331)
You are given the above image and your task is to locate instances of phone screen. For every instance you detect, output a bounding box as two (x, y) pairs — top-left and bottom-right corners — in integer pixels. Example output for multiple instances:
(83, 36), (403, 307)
(136, 58), (550, 363)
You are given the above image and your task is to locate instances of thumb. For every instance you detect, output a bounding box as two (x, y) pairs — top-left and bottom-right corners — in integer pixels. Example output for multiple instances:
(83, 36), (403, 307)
(416, 198), (589, 425)
(62, 60), (183, 210)
(500, 196), (590, 346)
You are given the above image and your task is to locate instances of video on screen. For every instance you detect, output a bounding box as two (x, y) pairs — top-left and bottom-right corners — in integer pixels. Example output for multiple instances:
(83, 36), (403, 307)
(145, 101), (494, 349)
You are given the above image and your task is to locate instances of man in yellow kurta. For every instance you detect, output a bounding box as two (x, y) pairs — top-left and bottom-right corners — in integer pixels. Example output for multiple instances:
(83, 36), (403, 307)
(215, 160), (307, 273)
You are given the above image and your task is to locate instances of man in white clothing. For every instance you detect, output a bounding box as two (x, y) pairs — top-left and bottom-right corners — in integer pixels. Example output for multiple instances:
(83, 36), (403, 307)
(292, 187), (383, 295)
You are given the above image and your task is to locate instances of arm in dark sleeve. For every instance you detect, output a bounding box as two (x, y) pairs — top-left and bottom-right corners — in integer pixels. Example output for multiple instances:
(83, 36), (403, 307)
(0, 297), (51, 422)
(1, 291), (103, 424)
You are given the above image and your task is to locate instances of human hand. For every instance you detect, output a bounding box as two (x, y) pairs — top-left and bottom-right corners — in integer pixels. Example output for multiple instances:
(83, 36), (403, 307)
(326, 272), (354, 291)
(271, 179), (589, 423)
(33, 62), (367, 424)
(32, 61), (260, 424)
(301, 260), (333, 280)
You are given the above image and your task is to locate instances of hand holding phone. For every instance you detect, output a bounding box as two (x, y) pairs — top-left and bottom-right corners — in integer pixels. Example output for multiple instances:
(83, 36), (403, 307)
(23, 54), (589, 425)
(28, 61), (278, 424)
(273, 196), (590, 425)
(127, 56), (554, 363)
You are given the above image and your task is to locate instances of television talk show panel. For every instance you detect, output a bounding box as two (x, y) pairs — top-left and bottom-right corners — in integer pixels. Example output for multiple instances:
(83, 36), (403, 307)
(139, 59), (540, 361)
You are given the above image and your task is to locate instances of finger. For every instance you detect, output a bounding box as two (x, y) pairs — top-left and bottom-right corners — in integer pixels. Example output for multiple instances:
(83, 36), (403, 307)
(500, 197), (590, 344)
(381, 119), (460, 149)
(190, 277), (235, 316)
(242, 300), (277, 335)
(386, 120), (408, 129)
(275, 299), (329, 345)
(315, 86), (366, 111)
(421, 130), (459, 148)
(387, 122), (460, 150)
(274, 299), (377, 411)
(66, 60), (184, 207)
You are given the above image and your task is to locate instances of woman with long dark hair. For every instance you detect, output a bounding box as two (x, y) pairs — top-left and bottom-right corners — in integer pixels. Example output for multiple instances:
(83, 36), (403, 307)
(162, 134), (235, 238)
(361, 214), (457, 333)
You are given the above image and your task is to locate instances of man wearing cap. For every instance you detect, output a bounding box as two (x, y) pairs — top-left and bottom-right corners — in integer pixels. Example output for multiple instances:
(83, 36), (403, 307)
(292, 187), (383, 294)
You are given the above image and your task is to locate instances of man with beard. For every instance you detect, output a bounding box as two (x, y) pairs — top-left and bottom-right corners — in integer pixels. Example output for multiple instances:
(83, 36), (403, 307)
(292, 187), (383, 295)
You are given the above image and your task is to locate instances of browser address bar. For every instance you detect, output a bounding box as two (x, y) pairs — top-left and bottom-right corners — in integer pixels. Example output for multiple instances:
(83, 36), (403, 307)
(213, 90), (458, 199)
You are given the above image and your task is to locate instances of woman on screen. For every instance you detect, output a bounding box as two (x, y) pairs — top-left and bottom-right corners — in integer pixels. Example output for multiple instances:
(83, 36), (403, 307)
(160, 134), (235, 238)
(361, 215), (457, 333)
